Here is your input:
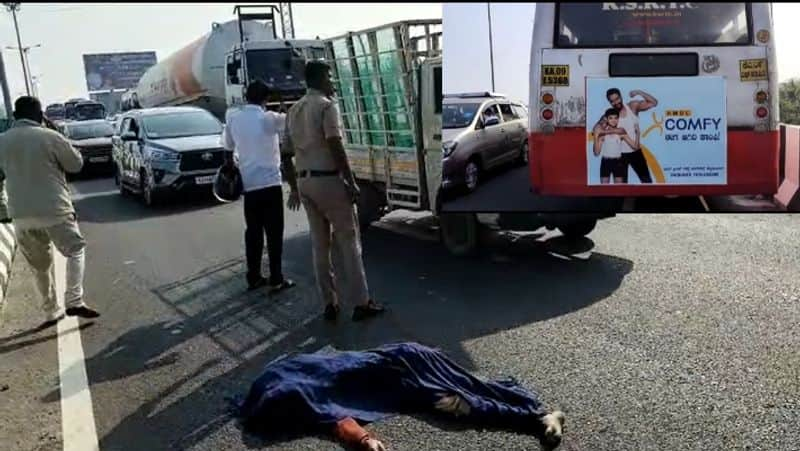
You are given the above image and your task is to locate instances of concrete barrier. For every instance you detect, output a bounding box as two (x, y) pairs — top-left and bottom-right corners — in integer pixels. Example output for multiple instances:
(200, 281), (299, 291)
(0, 180), (15, 317)
(775, 124), (800, 211)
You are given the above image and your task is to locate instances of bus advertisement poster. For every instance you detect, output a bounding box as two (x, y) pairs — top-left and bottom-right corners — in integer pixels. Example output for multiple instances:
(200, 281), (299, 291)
(586, 76), (727, 186)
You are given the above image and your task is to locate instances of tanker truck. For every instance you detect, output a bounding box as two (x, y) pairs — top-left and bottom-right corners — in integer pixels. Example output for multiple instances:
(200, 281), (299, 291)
(132, 5), (325, 121)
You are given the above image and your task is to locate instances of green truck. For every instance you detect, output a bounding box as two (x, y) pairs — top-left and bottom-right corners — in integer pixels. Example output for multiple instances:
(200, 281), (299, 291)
(324, 20), (612, 256)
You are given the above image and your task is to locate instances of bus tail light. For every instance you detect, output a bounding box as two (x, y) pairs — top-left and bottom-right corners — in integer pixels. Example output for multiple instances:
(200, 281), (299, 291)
(542, 93), (554, 105)
(755, 90), (768, 104)
(756, 106), (769, 119)
(542, 109), (554, 121)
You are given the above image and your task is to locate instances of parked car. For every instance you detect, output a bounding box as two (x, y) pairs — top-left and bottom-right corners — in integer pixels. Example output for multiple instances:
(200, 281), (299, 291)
(442, 92), (529, 192)
(62, 119), (115, 172)
(112, 107), (227, 206)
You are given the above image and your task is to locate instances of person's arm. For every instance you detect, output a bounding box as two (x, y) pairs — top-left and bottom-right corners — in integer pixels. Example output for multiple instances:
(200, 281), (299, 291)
(334, 417), (385, 451)
(592, 117), (608, 136)
(630, 89), (658, 113)
(281, 115), (301, 211)
(222, 113), (235, 165)
(322, 102), (357, 192)
(593, 135), (603, 157)
(52, 133), (83, 174)
(620, 133), (638, 150)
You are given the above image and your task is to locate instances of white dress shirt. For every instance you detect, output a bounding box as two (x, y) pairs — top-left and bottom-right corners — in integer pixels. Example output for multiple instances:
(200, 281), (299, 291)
(222, 104), (286, 193)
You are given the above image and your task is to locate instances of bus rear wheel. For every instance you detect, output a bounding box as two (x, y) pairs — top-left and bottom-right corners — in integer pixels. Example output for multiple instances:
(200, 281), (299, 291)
(557, 219), (597, 240)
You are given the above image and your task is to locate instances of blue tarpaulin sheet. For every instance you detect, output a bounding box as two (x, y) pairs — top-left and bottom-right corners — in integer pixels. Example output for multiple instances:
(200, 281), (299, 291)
(236, 342), (547, 435)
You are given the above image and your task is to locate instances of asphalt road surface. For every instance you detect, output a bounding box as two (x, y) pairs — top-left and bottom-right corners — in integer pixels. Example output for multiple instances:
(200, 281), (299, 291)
(2, 175), (799, 451)
(441, 165), (782, 213)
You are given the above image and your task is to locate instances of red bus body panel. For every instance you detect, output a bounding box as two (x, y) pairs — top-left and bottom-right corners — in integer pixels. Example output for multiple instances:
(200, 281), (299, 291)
(530, 129), (779, 196)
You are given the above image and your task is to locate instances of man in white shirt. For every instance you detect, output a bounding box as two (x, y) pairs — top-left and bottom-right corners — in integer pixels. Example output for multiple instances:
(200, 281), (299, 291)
(223, 81), (296, 293)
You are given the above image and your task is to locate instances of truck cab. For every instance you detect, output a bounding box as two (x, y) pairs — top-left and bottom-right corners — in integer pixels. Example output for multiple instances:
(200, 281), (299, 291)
(223, 4), (325, 111)
(224, 38), (325, 109)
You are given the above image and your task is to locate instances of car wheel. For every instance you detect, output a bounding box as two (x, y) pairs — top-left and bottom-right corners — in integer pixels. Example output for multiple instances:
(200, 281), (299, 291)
(518, 139), (529, 166)
(141, 171), (159, 207)
(116, 166), (130, 196)
(464, 160), (480, 193)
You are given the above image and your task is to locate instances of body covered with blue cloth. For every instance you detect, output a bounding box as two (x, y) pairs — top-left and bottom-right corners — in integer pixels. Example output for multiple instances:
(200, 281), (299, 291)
(237, 342), (565, 450)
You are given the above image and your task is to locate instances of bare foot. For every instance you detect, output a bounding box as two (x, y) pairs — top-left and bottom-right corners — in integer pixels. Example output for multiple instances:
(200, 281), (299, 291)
(541, 410), (565, 450)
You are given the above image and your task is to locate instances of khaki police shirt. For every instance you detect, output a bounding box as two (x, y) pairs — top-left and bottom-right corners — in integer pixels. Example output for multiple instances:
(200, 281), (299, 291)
(283, 88), (342, 172)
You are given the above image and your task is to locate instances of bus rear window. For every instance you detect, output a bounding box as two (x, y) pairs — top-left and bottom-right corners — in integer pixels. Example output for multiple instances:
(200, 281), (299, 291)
(556, 2), (751, 48)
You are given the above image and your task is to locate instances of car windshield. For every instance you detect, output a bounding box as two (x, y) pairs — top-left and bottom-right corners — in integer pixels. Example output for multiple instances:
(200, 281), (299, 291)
(75, 104), (106, 120)
(443, 103), (480, 129)
(46, 107), (66, 120)
(556, 2), (750, 47)
(67, 122), (115, 140)
(246, 48), (305, 94)
(142, 111), (222, 139)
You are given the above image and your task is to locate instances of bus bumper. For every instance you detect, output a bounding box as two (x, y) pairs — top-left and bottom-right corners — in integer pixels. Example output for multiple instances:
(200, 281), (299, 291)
(530, 129), (779, 197)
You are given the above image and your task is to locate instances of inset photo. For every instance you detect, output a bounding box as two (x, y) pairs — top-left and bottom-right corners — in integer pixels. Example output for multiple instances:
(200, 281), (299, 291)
(441, 2), (800, 212)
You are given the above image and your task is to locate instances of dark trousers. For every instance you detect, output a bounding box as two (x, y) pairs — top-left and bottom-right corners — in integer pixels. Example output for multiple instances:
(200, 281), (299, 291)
(623, 149), (653, 183)
(244, 186), (284, 286)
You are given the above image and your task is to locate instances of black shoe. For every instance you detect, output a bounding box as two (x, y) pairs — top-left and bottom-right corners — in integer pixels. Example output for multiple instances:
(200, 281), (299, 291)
(352, 300), (385, 322)
(268, 278), (296, 295)
(65, 306), (100, 319)
(247, 277), (268, 291)
(323, 303), (340, 321)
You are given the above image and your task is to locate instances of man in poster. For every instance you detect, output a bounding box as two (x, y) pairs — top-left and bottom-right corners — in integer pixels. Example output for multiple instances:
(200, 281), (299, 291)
(593, 88), (658, 183)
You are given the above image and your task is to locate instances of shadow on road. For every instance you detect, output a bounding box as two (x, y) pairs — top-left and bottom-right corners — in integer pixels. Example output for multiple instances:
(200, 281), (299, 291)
(79, 226), (632, 450)
(73, 190), (228, 224)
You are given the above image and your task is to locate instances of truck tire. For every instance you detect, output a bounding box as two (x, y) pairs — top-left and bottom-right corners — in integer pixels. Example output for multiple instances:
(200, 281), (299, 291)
(557, 219), (597, 240)
(439, 212), (481, 257)
(356, 182), (385, 230)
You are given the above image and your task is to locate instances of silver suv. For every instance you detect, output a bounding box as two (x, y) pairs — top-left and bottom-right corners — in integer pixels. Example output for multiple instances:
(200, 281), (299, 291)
(442, 93), (529, 192)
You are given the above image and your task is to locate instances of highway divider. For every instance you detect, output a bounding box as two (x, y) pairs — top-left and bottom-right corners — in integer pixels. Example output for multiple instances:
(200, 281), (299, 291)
(0, 182), (15, 320)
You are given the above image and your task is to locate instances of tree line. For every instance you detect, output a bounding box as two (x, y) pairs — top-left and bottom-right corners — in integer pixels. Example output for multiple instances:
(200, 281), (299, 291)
(781, 79), (800, 125)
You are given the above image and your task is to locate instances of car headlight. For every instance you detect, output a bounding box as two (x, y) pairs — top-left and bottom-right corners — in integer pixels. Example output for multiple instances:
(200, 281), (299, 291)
(148, 148), (180, 161)
(442, 141), (457, 158)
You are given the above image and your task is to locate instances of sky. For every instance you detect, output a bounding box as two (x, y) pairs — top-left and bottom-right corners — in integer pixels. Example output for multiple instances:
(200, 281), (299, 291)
(0, 2), (442, 107)
(444, 2), (800, 106)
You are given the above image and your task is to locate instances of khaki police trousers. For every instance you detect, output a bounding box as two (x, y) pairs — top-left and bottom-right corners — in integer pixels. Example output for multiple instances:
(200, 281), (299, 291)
(298, 176), (369, 307)
(17, 218), (87, 321)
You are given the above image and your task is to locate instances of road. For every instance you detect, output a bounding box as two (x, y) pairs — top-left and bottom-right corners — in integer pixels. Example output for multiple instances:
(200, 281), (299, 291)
(441, 165), (782, 213)
(2, 175), (799, 451)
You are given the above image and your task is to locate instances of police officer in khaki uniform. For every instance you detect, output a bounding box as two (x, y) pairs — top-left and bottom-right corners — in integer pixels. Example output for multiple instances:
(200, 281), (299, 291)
(282, 60), (384, 322)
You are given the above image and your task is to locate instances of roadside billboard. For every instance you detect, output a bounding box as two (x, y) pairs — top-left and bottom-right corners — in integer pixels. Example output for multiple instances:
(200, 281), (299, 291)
(586, 76), (728, 186)
(82, 52), (157, 92)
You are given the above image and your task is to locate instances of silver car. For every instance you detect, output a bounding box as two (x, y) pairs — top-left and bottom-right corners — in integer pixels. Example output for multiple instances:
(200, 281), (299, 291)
(442, 93), (529, 192)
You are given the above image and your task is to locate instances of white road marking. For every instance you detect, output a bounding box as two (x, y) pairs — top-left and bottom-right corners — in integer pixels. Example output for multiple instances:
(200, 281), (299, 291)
(71, 190), (119, 202)
(54, 252), (100, 451)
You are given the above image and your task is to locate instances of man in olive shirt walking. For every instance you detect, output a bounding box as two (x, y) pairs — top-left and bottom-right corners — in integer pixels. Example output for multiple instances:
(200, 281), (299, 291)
(283, 61), (384, 322)
(0, 97), (100, 327)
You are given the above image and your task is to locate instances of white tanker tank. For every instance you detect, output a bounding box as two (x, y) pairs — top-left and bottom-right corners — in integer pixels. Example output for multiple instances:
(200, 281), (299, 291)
(134, 20), (277, 120)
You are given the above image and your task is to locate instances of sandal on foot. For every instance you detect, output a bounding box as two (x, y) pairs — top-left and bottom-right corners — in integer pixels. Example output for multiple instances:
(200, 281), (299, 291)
(352, 300), (385, 322)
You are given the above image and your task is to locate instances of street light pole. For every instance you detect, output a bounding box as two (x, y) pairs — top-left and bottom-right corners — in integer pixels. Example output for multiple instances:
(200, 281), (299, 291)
(3, 3), (29, 96)
(7, 44), (40, 99)
(487, 2), (496, 92)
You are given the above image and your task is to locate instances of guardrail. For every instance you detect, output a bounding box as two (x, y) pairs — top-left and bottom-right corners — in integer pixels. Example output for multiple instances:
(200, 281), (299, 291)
(776, 123), (800, 210)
